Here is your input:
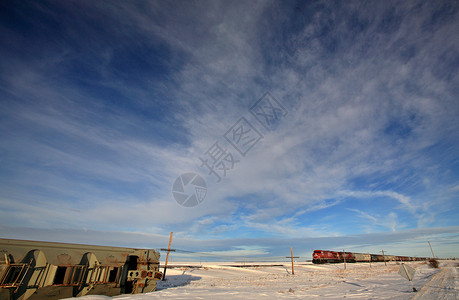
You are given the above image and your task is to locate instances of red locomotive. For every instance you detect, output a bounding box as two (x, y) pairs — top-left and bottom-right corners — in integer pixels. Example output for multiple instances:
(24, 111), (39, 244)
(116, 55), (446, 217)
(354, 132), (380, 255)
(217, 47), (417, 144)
(313, 250), (355, 264)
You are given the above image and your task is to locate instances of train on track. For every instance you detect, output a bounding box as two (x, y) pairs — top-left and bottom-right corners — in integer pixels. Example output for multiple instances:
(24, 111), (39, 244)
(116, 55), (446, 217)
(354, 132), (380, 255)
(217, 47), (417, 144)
(312, 250), (429, 264)
(0, 239), (162, 300)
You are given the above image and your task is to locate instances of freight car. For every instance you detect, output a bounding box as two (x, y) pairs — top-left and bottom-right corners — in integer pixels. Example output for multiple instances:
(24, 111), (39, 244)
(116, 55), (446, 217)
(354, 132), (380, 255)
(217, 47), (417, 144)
(370, 254), (383, 262)
(0, 239), (162, 300)
(312, 250), (428, 264)
(353, 253), (371, 262)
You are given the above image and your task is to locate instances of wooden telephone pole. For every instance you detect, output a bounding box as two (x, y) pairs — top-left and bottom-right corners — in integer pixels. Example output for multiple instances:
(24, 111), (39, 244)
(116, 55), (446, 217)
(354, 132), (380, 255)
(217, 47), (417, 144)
(428, 241), (436, 258)
(162, 232), (174, 281)
(286, 246), (299, 275)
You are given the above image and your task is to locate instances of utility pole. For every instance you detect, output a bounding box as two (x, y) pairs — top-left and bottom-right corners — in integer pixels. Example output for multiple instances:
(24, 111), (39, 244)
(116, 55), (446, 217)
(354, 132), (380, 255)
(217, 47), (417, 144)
(162, 232), (173, 281)
(428, 241), (436, 258)
(343, 249), (346, 270)
(286, 246), (299, 275)
(368, 252), (371, 268)
(291, 247), (294, 275)
(381, 250), (386, 266)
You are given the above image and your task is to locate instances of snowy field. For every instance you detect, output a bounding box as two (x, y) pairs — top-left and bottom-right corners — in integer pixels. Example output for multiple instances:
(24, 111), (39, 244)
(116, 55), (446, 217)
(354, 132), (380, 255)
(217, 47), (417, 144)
(72, 260), (457, 299)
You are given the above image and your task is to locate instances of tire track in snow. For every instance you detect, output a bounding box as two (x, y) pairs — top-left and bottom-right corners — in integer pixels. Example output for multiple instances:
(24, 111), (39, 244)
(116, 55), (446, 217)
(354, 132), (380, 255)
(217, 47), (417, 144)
(413, 262), (458, 300)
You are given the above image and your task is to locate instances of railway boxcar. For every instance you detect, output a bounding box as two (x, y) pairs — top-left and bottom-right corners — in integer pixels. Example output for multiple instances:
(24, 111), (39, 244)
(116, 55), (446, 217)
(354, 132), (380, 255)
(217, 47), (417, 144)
(386, 255), (395, 262)
(353, 253), (371, 262)
(0, 239), (162, 300)
(370, 254), (384, 262)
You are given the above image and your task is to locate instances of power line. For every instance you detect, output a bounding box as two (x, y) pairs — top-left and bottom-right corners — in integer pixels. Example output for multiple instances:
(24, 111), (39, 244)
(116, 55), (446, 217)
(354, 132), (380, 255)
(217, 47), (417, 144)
(157, 248), (302, 260)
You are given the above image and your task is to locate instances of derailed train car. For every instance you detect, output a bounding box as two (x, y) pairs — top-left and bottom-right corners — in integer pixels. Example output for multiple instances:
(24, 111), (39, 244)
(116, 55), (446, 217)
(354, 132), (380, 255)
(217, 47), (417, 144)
(0, 239), (162, 300)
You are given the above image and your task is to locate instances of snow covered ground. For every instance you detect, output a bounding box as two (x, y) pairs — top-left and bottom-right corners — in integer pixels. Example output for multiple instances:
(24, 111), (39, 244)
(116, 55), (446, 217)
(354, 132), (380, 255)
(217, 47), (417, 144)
(71, 260), (457, 299)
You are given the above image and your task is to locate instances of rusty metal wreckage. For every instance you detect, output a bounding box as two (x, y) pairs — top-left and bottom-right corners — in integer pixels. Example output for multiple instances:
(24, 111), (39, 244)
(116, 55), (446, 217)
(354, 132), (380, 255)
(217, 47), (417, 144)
(0, 239), (162, 300)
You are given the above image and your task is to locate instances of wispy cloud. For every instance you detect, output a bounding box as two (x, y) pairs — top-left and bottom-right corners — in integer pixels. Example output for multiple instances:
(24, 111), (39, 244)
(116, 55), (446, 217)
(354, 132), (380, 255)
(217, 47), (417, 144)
(347, 208), (403, 232)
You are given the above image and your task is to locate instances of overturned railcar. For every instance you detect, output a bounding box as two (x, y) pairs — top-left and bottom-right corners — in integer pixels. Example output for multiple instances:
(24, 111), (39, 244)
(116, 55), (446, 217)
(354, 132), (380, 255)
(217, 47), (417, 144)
(0, 238), (162, 300)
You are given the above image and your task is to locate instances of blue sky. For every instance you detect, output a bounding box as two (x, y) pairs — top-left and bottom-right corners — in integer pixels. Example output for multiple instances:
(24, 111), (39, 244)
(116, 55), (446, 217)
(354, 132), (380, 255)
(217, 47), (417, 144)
(0, 0), (458, 260)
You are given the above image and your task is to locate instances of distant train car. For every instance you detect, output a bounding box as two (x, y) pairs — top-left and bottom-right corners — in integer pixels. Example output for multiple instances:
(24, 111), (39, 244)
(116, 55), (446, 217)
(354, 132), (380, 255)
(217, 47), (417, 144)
(353, 253), (371, 262)
(0, 239), (162, 300)
(370, 254), (384, 262)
